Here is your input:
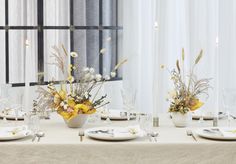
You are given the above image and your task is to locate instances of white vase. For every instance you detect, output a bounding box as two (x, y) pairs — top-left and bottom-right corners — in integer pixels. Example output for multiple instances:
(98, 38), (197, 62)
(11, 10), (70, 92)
(171, 112), (192, 127)
(64, 114), (88, 128)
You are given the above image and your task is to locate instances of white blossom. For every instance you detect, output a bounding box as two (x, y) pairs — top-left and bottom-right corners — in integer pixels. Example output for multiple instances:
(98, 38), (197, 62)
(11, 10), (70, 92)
(63, 104), (68, 109)
(84, 73), (91, 80)
(104, 75), (110, 80)
(70, 52), (78, 58)
(95, 74), (102, 81)
(83, 67), (89, 73)
(110, 71), (116, 78)
(89, 68), (95, 74)
(60, 101), (65, 107)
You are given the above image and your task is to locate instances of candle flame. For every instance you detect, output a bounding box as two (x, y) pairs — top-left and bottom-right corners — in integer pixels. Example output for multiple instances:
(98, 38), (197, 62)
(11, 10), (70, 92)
(25, 39), (30, 47)
(154, 21), (159, 29)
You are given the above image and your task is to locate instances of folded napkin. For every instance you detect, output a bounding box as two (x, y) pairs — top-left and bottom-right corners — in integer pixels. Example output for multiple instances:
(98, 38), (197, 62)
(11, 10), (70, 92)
(219, 128), (236, 137)
(112, 125), (141, 137)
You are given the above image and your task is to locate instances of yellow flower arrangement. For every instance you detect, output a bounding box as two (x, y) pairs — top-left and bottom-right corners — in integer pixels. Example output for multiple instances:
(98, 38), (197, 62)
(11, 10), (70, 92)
(36, 45), (127, 121)
(164, 48), (211, 114)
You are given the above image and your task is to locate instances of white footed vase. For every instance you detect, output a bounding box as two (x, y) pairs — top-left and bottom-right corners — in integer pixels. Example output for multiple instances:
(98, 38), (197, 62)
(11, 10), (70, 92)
(171, 112), (192, 127)
(64, 114), (88, 128)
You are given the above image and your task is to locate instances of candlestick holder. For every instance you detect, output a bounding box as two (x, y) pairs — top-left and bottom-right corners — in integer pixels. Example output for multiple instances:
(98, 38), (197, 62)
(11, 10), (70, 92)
(213, 117), (218, 127)
(153, 116), (159, 127)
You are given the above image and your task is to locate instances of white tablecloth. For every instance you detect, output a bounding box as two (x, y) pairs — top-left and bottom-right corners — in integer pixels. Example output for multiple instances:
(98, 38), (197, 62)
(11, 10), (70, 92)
(1, 114), (236, 164)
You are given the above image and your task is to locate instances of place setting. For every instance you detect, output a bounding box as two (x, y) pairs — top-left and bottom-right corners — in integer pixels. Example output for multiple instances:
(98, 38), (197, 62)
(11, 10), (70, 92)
(194, 127), (236, 141)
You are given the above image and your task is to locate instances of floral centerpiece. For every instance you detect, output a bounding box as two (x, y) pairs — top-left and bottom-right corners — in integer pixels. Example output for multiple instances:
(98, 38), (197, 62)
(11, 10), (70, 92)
(163, 49), (211, 127)
(36, 45), (127, 127)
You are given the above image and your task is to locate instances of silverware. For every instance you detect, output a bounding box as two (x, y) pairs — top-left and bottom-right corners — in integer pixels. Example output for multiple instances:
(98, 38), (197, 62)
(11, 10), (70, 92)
(36, 131), (45, 142)
(32, 134), (37, 142)
(79, 130), (85, 142)
(186, 130), (197, 141)
(148, 131), (159, 142)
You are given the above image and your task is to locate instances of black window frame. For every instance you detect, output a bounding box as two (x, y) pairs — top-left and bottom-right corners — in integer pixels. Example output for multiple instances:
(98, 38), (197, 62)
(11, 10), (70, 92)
(1, 0), (123, 87)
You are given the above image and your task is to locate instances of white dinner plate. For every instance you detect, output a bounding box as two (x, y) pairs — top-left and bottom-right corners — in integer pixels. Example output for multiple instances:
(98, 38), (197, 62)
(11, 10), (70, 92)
(0, 125), (31, 141)
(192, 112), (225, 120)
(85, 126), (143, 141)
(195, 127), (236, 141)
(100, 110), (136, 120)
(0, 109), (25, 120)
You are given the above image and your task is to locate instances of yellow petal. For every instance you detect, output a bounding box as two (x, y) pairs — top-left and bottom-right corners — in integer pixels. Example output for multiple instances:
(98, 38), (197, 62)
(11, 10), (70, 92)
(190, 100), (204, 111)
(68, 99), (76, 108)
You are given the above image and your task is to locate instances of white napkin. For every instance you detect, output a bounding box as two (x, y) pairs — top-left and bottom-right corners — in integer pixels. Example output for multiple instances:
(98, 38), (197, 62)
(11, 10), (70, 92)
(219, 128), (236, 137)
(112, 125), (141, 137)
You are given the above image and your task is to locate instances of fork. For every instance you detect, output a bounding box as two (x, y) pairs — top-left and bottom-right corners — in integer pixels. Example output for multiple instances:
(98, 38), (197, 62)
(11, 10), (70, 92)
(186, 130), (197, 141)
(79, 130), (85, 142)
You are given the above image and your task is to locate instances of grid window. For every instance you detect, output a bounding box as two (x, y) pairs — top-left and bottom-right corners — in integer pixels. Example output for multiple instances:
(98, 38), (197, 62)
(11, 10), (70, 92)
(0, 0), (123, 86)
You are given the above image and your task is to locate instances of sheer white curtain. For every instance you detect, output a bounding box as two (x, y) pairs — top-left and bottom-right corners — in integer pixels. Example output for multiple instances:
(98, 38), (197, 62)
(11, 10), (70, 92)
(123, 0), (236, 114)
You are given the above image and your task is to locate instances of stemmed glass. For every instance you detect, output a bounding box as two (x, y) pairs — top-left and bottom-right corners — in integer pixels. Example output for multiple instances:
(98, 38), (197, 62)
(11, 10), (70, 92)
(198, 111), (204, 124)
(222, 88), (236, 127)
(10, 104), (22, 125)
(121, 88), (136, 121)
(0, 98), (9, 125)
(103, 104), (111, 124)
(24, 113), (40, 136)
(138, 114), (153, 141)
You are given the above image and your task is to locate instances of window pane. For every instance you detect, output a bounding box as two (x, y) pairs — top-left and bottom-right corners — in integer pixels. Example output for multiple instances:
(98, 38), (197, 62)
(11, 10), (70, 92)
(9, 0), (37, 26)
(44, 0), (70, 26)
(73, 30), (99, 74)
(44, 30), (70, 81)
(0, 0), (5, 26)
(74, 0), (99, 26)
(102, 0), (117, 26)
(9, 30), (38, 83)
(118, 0), (123, 26)
(0, 31), (5, 83)
(102, 30), (122, 77)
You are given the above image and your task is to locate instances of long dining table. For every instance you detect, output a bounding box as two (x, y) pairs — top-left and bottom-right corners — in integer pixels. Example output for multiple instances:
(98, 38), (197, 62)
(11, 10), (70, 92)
(0, 113), (236, 164)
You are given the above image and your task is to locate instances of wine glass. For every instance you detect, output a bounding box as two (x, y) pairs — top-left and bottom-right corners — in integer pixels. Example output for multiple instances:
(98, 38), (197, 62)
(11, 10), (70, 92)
(103, 103), (111, 124)
(0, 98), (9, 125)
(138, 114), (152, 135)
(24, 113), (40, 134)
(222, 88), (236, 127)
(121, 88), (136, 121)
(11, 104), (22, 125)
(198, 110), (204, 124)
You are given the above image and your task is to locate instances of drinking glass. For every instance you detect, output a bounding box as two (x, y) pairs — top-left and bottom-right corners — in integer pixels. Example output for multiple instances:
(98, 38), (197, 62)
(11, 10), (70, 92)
(24, 114), (40, 134)
(10, 104), (22, 125)
(222, 88), (236, 126)
(121, 88), (136, 120)
(138, 114), (152, 135)
(198, 111), (204, 124)
(103, 106), (111, 124)
(0, 98), (9, 125)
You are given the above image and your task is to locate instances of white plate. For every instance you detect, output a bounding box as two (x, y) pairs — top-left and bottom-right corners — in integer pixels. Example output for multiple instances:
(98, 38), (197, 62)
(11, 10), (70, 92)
(195, 127), (236, 141)
(85, 126), (143, 141)
(192, 112), (225, 120)
(0, 109), (25, 120)
(100, 110), (136, 120)
(0, 125), (31, 141)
